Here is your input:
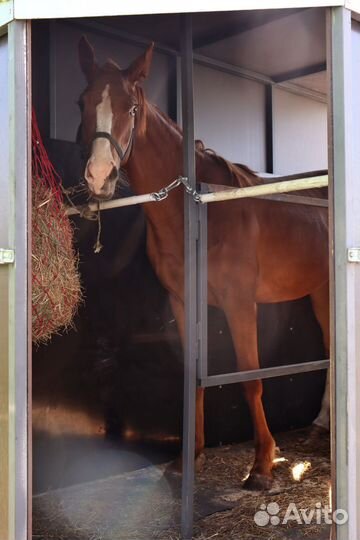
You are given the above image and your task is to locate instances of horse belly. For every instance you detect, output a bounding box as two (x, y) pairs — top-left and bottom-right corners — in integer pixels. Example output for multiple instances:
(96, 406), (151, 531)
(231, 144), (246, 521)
(255, 233), (329, 303)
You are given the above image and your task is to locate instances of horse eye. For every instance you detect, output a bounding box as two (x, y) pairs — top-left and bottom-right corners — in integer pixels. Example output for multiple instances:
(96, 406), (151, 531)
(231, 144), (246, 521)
(130, 105), (138, 116)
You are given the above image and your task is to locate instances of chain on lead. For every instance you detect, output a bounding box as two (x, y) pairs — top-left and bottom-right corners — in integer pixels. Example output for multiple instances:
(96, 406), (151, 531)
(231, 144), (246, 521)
(152, 177), (183, 202)
(152, 176), (200, 203)
(179, 176), (201, 203)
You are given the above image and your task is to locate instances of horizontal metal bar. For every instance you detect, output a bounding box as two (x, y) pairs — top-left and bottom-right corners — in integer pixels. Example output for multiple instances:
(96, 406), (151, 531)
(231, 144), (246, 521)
(262, 169), (328, 181)
(67, 174), (329, 216)
(65, 192), (157, 216)
(272, 62), (327, 84)
(200, 359), (330, 387)
(275, 80), (327, 104)
(256, 193), (328, 207)
(194, 51), (273, 85)
(199, 175), (328, 204)
(194, 53), (327, 103)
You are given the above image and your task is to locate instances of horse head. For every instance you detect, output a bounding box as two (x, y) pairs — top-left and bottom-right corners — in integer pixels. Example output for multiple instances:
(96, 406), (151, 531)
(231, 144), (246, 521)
(77, 37), (154, 200)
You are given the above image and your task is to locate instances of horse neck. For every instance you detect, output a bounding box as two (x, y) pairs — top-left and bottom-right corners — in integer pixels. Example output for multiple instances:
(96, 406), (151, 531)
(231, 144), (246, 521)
(125, 105), (185, 233)
(124, 103), (257, 239)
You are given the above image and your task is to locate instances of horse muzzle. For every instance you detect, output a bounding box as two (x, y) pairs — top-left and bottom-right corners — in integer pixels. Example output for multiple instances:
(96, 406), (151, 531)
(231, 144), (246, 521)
(85, 158), (119, 199)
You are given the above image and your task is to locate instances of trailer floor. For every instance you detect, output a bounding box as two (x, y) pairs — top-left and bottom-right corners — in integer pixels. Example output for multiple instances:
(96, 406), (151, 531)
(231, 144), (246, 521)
(33, 428), (330, 539)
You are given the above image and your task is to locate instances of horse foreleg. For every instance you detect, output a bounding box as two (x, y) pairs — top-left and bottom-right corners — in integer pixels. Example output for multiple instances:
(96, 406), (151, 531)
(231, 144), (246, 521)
(169, 296), (205, 469)
(226, 299), (276, 490)
(310, 283), (330, 432)
(313, 370), (330, 430)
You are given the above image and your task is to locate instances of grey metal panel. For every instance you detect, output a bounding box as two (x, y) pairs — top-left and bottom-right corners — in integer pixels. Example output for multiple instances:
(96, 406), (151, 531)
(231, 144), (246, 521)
(0, 30), (11, 540)
(0, 21), (30, 540)
(273, 87), (328, 174)
(197, 203), (208, 381)
(0, 37), (9, 240)
(194, 62), (266, 170)
(8, 20), (30, 540)
(348, 17), (360, 538)
(328, 7), (360, 540)
(50, 21), (172, 141)
(181, 14), (197, 540)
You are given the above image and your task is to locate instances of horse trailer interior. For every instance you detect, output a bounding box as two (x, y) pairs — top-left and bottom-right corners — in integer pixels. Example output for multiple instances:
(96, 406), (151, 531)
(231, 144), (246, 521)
(1, 1), (360, 539)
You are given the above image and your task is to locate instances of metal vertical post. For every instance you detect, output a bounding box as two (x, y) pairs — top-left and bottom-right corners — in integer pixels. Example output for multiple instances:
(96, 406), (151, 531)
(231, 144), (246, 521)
(197, 201), (208, 381)
(8, 20), (31, 540)
(181, 13), (197, 540)
(265, 85), (274, 174)
(328, 7), (360, 539)
(0, 28), (11, 540)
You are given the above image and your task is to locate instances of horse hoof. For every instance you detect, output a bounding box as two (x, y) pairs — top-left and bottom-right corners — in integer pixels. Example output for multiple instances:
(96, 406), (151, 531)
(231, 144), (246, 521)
(244, 473), (273, 491)
(166, 456), (182, 475)
(166, 453), (206, 475)
(195, 452), (206, 472)
(304, 424), (329, 447)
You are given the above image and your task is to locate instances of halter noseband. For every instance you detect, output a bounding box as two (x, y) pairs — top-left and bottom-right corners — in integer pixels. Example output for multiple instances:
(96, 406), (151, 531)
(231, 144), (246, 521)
(92, 116), (135, 173)
(92, 130), (134, 162)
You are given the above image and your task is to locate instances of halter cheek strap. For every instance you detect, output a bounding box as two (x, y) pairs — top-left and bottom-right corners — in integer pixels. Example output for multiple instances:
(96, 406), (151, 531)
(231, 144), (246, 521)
(92, 128), (134, 164)
(93, 131), (127, 161)
(92, 114), (135, 168)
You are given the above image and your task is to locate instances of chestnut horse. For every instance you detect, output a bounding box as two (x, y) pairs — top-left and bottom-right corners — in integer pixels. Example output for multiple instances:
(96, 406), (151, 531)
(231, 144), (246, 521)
(77, 37), (329, 490)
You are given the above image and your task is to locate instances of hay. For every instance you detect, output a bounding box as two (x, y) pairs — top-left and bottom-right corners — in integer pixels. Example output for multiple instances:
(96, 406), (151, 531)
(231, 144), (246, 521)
(32, 180), (82, 344)
(32, 110), (82, 344)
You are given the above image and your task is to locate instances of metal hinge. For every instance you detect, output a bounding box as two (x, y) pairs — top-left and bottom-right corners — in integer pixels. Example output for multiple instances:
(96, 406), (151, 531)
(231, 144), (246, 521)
(0, 248), (15, 265)
(348, 248), (360, 263)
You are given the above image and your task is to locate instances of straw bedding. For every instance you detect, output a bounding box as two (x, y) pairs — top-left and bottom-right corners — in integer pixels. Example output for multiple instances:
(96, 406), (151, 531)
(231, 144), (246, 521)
(32, 428), (330, 540)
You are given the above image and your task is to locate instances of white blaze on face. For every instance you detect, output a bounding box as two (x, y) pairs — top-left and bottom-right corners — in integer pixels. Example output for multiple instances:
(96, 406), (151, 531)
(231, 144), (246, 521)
(94, 84), (114, 161)
(85, 83), (117, 194)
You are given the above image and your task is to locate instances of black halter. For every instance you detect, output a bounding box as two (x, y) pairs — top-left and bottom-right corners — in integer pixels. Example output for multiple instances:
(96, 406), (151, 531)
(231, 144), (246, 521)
(92, 127), (134, 165)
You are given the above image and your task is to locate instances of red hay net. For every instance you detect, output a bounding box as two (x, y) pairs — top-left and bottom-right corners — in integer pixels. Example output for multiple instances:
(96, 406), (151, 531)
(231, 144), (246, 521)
(32, 109), (82, 344)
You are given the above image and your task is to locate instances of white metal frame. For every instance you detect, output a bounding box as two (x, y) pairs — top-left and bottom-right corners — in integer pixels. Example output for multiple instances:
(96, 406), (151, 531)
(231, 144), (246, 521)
(5, 1), (360, 27)
(9, 0), (349, 20)
(0, 18), (31, 540)
(328, 7), (360, 539)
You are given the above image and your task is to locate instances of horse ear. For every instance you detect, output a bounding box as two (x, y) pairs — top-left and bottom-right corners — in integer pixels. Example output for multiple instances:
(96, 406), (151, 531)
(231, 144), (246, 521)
(126, 42), (154, 85)
(79, 36), (98, 83)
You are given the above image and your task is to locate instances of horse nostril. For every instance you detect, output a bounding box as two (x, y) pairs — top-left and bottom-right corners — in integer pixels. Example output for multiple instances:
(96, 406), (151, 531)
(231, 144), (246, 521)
(85, 163), (95, 185)
(108, 166), (118, 182)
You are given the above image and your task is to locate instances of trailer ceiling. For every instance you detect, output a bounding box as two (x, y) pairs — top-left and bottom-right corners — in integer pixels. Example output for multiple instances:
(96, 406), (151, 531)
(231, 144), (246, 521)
(67, 8), (327, 95)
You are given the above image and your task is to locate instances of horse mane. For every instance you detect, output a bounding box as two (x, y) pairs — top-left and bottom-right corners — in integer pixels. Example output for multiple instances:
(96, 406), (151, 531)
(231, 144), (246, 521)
(194, 139), (263, 188)
(139, 100), (326, 199)
(140, 101), (262, 188)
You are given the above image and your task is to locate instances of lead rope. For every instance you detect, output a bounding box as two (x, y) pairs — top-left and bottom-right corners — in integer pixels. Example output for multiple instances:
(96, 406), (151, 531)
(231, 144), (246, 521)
(94, 201), (103, 253)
